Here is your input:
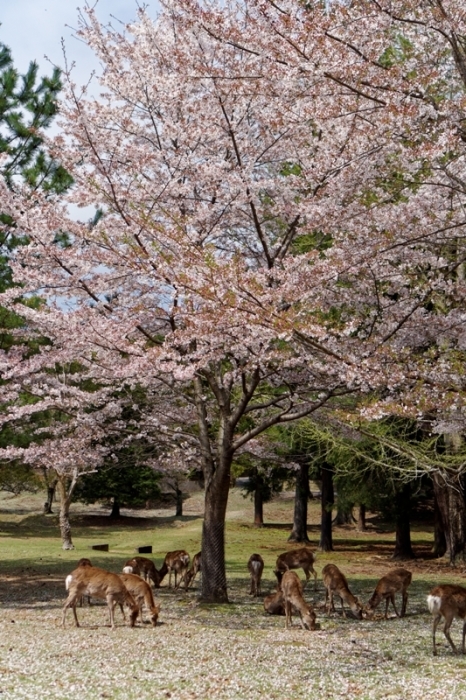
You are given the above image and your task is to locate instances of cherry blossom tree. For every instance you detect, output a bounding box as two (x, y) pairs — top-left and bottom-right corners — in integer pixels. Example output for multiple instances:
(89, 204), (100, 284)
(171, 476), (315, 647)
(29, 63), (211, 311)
(1, 0), (466, 595)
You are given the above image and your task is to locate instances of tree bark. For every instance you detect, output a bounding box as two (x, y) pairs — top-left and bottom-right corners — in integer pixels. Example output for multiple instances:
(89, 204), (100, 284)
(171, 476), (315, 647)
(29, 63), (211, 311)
(175, 486), (183, 517)
(357, 504), (367, 532)
(333, 503), (354, 525)
(288, 461), (311, 543)
(196, 376), (231, 604)
(56, 475), (75, 550)
(432, 488), (447, 558)
(110, 498), (120, 518)
(43, 482), (57, 514)
(201, 461), (230, 603)
(319, 462), (334, 551)
(392, 482), (415, 560)
(253, 486), (264, 527)
(432, 470), (466, 563)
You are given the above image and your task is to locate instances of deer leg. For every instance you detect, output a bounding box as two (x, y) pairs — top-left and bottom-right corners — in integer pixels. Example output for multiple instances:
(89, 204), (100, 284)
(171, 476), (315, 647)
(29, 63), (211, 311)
(285, 600), (292, 629)
(462, 620), (466, 654)
(401, 591), (408, 617)
(62, 593), (80, 628)
(390, 594), (400, 618)
(432, 613), (442, 656)
(384, 598), (390, 619)
(443, 614), (458, 654)
(107, 594), (116, 629)
(311, 567), (318, 591)
(340, 596), (347, 619)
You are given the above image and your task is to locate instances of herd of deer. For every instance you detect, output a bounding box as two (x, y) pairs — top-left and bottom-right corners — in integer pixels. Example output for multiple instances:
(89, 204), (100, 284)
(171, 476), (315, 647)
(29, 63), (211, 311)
(62, 546), (466, 656)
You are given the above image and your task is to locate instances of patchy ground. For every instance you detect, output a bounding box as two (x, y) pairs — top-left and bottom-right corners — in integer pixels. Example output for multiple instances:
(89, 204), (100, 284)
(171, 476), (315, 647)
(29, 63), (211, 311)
(1, 490), (466, 699)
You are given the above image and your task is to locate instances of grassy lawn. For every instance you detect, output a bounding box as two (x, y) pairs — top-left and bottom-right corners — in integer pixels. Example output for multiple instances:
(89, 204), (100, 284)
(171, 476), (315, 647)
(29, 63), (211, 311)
(1, 488), (466, 699)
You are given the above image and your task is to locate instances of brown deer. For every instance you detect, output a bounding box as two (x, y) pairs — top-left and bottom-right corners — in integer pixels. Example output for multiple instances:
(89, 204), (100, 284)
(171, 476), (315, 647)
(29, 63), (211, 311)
(366, 568), (412, 619)
(275, 548), (318, 590)
(281, 570), (317, 630)
(118, 573), (161, 626)
(247, 553), (264, 597)
(183, 551), (201, 590)
(63, 565), (139, 629)
(158, 550), (190, 589)
(322, 563), (363, 619)
(427, 584), (466, 656)
(264, 589), (285, 616)
(66, 558), (93, 607)
(123, 556), (162, 588)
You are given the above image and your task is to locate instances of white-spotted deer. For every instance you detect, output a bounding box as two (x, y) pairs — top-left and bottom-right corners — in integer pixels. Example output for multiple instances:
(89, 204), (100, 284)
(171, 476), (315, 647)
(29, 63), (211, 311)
(159, 550), (190, 589)
(264, 589), (285, 616)
(63, 566), (139, 629)
(366, 568), (412, 619)
(183, 551), (201, 590)
(281, 570), (317, 630)
(247, 553), (264, 597)
(322, 563), (363, 619)
(427, 584), (466, 656)
(123, 556), (162, 588)
(275, 548), (318, 590)
(118, 573), (161, 626)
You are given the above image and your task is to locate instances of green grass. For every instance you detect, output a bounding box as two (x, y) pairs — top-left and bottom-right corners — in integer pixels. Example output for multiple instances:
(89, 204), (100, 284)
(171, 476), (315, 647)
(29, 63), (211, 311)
(1, 488), (465, 699)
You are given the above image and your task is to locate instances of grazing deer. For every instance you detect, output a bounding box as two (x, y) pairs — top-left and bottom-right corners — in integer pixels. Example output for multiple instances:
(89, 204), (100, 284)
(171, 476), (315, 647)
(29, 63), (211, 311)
(275, 548), (318, 590)
(322, 564), (363, 619)
(248, 553), (264, 597)
(366, 568), (412, 619)
(281, 570), (317, 630)
(123, 556), (162, 588)
(159, 550), (191, 589)
(264, 589), (285, 616)
(118, 573), (161, 626)
(184, 551), (201, 590)
(63, 566), (139, 629)
(66, 558), (93, 607)
(427, 584), (466, 656)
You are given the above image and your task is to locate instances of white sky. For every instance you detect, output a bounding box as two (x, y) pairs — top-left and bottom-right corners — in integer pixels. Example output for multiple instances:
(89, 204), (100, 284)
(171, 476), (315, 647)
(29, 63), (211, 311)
(0, 0), (160, 88)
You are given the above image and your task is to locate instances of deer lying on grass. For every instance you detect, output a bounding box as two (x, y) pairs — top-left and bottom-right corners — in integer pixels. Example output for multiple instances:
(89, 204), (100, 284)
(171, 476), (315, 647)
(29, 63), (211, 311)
(63, 566), (139, 629)
(264, 589), (285, 616)
(123, 556), (162, 588)
(183, 551), (201, 590)
(275, 548), (318, 590)
(427, 584), (466, 656)
(118, 573), (161, 626)
(281, 570), (317, 630)
(159, 550), (191, 589)
(247, 554), (264, 597)
(366, 568), (412, 619)
(322, 564), (363, 619)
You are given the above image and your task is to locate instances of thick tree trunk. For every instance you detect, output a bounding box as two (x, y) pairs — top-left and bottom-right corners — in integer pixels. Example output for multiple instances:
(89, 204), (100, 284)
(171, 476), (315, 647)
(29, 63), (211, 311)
(253, 487), (264, 527)
(357, 504), (367, 532)
(392, 483), (415, 560)
(333, 503), (354, 525)
(56, 477), (74, 550)
(432, 489), (447, 558)
(201, 463), (231, 603)
(43, 482), (57, 514)
(110, 498), (120, 518)
(432, 471), (466, 563)
(288, 461), (310, 543)
(319, 463), (334, 551)
(175, 486), (183, 517)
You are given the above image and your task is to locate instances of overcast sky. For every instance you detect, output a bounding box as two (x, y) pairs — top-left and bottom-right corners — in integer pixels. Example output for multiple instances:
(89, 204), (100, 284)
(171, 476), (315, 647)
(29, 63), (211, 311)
(0, 0), (160, 87)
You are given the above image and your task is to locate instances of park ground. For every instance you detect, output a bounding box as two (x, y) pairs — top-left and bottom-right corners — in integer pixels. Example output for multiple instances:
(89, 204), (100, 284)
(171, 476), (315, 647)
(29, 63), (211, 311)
(1, 488), (466, 700)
